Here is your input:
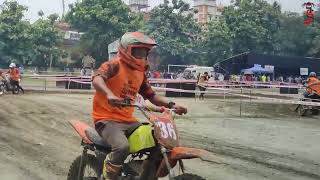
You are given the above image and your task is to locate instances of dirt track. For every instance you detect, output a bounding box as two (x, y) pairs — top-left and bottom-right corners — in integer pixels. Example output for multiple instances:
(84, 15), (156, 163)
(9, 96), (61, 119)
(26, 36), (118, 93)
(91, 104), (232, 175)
(0, 93), (320, 180)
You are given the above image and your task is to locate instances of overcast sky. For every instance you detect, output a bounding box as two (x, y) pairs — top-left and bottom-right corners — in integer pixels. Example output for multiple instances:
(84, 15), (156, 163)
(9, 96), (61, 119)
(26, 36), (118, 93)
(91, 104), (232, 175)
(0, 0), (312, 22)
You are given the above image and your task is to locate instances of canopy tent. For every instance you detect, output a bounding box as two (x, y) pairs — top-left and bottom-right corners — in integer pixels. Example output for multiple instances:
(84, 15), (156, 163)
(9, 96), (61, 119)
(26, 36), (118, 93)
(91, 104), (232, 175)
(243, 69), (254, 75)
(241, 64), (274, 74)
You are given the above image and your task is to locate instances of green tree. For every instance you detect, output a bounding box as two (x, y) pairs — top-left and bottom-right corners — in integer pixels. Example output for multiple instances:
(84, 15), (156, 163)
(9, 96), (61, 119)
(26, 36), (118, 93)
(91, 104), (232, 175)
(65, 0), (143, 65)
(307, 4), (320, 57)
(200, 19), (233, 66)
(29, 14), (64, 70)
(143, 0), (201, 68)
(223, 0), (281, 54)
(274, 12), (319, 57)
(0, 0), (31, 65)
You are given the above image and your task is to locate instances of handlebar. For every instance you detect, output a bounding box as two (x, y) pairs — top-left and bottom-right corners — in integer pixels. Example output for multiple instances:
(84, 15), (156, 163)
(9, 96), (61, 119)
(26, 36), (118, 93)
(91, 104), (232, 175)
(111, 97), (176, 113)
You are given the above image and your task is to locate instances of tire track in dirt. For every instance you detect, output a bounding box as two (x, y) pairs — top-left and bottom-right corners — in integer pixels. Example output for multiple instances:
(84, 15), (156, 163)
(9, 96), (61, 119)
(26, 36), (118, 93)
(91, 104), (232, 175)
(0, 94), (88, 179)
(179, 131), (320, 179)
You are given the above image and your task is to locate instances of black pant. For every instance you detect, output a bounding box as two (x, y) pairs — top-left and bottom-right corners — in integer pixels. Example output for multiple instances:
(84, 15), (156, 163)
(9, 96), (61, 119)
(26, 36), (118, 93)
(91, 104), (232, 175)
(198, 85), (206, 99)
(10, 80), (24, 94)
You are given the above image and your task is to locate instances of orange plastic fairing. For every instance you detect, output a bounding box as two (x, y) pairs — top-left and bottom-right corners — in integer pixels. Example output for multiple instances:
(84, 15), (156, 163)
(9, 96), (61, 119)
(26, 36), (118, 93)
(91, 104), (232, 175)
(69, 120), (92, 144)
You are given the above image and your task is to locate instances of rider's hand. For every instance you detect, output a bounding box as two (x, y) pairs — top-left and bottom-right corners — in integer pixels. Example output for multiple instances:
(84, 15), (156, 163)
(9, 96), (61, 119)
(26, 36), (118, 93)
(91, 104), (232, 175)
(107, 93), (123, 107)
(173, 105), (187, 115)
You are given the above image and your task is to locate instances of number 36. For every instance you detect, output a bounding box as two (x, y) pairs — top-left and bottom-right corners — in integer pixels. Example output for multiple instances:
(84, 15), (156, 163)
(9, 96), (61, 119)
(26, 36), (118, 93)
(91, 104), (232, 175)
(155, 121), (177, 140)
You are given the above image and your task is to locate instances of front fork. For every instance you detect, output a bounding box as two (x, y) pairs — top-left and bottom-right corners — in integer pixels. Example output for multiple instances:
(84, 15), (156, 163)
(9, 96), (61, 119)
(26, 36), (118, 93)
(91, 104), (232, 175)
(78, 146), (88, 180)
(161, 146), (175, 179)
(160, 146), (185, 180)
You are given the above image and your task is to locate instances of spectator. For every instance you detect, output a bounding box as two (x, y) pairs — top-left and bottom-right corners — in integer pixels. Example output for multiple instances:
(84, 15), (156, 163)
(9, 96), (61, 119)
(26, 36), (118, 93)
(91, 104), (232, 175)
(197, 72), (210, 100)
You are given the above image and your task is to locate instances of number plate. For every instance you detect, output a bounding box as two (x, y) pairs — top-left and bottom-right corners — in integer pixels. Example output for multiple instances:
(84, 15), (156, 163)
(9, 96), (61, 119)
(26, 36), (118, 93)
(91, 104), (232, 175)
(153, 114), (179, 149)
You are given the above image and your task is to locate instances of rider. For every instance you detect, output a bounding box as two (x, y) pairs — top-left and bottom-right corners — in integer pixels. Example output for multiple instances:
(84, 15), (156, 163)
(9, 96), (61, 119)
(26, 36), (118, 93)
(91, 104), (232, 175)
(0, 69), (6, 81)
(7, 63), (24, 94)
(92, 32), (187, 180)
(303, 72), (319, 99)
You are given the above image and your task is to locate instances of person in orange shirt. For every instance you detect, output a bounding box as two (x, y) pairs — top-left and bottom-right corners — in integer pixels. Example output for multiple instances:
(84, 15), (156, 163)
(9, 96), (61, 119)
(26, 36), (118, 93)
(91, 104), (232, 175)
(7, 63), (24, 94)
(0, 69), (6, 81)
(92, 32), (187, 180)
(304, 72), (319, 98)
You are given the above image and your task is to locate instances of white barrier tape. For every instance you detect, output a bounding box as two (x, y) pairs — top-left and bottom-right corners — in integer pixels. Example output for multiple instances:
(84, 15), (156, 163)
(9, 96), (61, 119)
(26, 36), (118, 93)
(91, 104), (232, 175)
(150, 79), (303, 89)
(149, 78), (301, 85)
(27, 77), (92, 82)
(26, 75), (303, 89)
(250, 83), (303, 89)
(22, 76), (320, 107)
(25, 75), (300, 85)
(228, 92), (320, 107)
(151, 87), (233, 95)
(27, 76), (91, 80)
(70, 79), (92, 84)
(153, 86), (320, 106)
(23, 74), (86, 78)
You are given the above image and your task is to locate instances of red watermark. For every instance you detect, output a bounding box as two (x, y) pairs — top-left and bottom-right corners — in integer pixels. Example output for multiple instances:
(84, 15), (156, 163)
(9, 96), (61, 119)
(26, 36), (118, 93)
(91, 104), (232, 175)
(303, 2), (316, 25)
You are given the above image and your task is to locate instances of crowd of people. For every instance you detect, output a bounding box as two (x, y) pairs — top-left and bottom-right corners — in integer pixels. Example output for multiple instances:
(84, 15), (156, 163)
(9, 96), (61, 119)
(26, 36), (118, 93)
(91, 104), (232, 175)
(146, 69), (310, 86)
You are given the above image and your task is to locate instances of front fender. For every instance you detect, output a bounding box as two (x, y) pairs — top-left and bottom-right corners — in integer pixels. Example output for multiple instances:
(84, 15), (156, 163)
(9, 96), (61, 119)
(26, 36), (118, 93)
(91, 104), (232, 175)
(156, 147), (223, 177)
(170, 147), (210, 161)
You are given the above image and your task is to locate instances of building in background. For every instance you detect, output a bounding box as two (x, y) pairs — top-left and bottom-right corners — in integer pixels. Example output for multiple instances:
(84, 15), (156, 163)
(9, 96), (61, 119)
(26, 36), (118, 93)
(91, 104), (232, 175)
(55, 22), (84, 48)
(128, 0), (149, 12)
(193, 0), (223, 23)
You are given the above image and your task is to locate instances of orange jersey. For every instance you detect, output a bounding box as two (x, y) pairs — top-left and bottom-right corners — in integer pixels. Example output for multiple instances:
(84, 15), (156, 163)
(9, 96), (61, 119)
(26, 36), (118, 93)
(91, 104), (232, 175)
(307, 77), (320, 94)
(92, 58), (155, 124)
(8, 68), (20, 81)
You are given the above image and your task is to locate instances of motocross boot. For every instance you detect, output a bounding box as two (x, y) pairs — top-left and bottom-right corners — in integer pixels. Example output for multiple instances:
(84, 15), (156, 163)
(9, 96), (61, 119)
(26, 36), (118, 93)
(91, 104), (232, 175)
(102, 160), (121, 180)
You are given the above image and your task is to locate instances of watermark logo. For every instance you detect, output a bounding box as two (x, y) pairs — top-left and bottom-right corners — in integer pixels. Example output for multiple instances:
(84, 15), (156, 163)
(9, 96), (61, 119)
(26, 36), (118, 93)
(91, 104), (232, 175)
(303, 2), (316, 25)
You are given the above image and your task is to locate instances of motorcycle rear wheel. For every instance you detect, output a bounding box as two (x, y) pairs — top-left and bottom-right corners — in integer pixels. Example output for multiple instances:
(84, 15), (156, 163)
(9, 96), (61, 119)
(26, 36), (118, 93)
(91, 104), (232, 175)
(311, 109), (319, 115)
(12, 85), (24, 94)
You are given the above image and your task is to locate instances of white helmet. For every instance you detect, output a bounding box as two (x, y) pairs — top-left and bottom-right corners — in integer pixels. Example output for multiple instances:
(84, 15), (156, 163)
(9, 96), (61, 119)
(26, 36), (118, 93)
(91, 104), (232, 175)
(9, 63), (16, 68)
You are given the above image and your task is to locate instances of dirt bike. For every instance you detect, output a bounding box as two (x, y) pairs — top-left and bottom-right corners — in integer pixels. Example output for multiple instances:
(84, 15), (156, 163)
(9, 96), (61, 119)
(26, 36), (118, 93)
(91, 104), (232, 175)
(295, 83), (320, 116)
(295, 97), (320, 116)
(0, 81), (5, 95)
(67, 98), (221, 180)
(0, 75), (24, 95)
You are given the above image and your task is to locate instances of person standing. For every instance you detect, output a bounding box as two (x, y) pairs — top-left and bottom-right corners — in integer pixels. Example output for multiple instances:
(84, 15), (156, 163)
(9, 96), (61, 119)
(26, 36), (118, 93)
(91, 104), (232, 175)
(197, 72), (210, 100)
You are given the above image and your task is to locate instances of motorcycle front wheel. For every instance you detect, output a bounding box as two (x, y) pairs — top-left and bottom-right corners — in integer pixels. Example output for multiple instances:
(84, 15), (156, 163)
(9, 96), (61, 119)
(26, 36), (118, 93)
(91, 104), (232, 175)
(174, 173), (206, 180)
(298, 105), (308, 116)
(67, 154), (101, 180)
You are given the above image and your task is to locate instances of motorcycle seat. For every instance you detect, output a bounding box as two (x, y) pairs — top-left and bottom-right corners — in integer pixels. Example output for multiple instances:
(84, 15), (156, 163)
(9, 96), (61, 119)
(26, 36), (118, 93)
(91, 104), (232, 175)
(85, 127), (112, 151)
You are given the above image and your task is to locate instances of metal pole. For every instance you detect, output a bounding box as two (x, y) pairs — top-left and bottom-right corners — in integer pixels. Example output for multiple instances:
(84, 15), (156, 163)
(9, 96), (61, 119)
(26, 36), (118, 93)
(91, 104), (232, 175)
(223, 88), (226, 104)
(44, 78), (47, 91)
(62, 0), (65, 18)
(68, 78), (71, 90)
(240, 88), (242, 117)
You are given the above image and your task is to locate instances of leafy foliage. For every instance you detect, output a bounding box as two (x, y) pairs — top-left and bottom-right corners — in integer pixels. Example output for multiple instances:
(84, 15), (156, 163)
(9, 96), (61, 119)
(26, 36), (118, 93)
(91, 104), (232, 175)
(143, 0), (201, 67)
(0, 1), (64, 69)
(65, 0), (143, 65)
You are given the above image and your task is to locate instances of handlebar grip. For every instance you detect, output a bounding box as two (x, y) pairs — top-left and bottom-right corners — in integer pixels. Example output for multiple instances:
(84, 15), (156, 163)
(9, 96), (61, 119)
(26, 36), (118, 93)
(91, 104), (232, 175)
(168, 101), (176, 109)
